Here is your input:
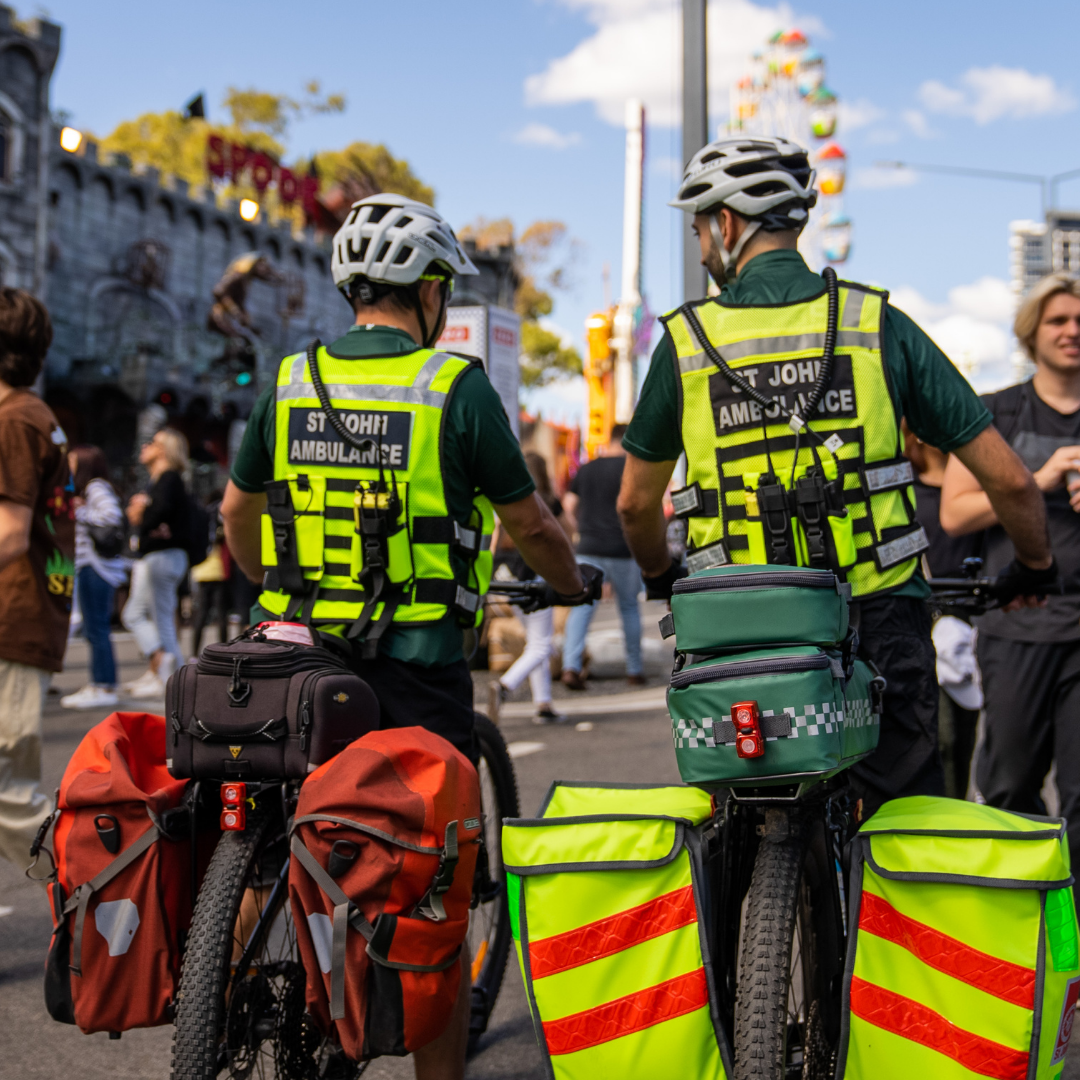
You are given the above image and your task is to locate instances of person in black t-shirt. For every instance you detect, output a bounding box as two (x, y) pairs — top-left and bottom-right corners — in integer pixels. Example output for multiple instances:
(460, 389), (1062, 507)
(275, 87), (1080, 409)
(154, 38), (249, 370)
(942, 273), (1080, 878)
(561, 425), (645, 689)
(121, 427), (191, 698)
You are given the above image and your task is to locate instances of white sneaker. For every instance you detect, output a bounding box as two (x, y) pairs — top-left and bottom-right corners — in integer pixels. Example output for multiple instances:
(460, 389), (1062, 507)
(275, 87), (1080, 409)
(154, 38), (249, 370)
(122, 668), (159, 694)
(126, 674), (165, 700)
(60, 685), (119, 710)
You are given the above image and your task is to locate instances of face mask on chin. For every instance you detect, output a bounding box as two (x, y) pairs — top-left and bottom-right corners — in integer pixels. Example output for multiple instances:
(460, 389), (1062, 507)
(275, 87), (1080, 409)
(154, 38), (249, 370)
(705, 211), (762, 289)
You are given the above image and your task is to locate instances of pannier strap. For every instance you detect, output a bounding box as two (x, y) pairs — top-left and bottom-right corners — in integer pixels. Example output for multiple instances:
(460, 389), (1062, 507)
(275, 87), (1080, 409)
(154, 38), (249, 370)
(63, 819), (161, 977)
(289, 835), (461, 1022)
(416, 821), (460, 923)
(291, 814), (443, 854)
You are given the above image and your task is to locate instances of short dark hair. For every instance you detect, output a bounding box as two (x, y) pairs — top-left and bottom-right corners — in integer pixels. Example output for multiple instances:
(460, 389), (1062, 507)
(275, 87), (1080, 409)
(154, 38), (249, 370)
(610, 423), (628, 441)
(70, 445), (111, 495)
(0, 288), (52, 387)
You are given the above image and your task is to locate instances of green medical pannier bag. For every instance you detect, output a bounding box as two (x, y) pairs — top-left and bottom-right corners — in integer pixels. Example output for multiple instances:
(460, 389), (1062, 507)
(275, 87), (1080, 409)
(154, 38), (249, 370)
(660, 565), (851, 653)
(501, 783), (731, 1080)
(669, 645), (883, 787)
(838, 796), (1080, 1080)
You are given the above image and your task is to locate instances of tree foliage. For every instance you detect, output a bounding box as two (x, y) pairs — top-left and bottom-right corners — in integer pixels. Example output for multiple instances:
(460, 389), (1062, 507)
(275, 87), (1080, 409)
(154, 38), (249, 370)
(96, 84), (430, 224)
(458, 217), (582, 388)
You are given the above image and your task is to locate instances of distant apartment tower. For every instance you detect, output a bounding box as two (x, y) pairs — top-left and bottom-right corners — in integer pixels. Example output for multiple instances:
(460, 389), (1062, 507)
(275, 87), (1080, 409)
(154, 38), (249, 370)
(1009, 211), (1080, 378)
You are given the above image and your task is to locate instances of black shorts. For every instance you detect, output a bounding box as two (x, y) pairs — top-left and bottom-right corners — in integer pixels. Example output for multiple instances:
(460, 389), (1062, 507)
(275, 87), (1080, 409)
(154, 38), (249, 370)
(347, 654), (478, 764)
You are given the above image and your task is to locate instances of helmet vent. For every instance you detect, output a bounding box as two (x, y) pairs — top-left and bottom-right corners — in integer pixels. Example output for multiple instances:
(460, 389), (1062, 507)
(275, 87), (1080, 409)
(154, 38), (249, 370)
(392, 245), (413, 265)
(347, 236), (366, 261)
(679, 183), (713, 200)
(396, 216), (412, 228)
(700, 151), (724, 164)
(376, 241), (392, 263)
(367, 205), (391, 224)
(726, 161), (772, 178)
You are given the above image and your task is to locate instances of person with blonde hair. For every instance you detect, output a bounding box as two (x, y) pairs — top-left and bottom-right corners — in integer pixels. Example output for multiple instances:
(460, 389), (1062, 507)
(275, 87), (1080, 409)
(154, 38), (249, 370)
(942, 272), (1080, 874)
(121, 426), (192, 698)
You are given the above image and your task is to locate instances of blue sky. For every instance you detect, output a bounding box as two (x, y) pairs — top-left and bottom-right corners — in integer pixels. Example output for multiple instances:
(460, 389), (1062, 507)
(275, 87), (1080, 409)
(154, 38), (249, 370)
(44, 0), (1079, 423)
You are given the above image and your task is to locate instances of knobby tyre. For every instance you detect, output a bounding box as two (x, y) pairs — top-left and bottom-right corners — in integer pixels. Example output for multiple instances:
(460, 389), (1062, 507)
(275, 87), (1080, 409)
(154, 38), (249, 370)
(171, 813), (326, 1080)
(733, 816), (845, 1080)
(467, 713), (520, 1054)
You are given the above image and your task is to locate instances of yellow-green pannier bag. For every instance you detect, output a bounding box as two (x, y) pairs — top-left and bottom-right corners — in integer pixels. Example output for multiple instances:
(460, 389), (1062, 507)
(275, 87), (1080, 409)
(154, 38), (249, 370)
(838, 797), (1080, 1080)
(501, 783), (731, 1080)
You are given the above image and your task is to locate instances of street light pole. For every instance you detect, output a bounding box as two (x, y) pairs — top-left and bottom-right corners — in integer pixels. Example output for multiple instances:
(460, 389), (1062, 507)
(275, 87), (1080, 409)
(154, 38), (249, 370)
(876, 161), (1080, 216)
(682, 0), (708, 301)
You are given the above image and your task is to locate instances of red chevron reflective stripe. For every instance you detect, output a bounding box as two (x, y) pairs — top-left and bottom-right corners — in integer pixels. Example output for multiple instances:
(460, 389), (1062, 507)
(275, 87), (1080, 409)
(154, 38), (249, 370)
(850, 977), (1029, 1080)
(859, 891), (1035, 1009)
(543, 967), (709, 1056)
(529, 884), (697, 979)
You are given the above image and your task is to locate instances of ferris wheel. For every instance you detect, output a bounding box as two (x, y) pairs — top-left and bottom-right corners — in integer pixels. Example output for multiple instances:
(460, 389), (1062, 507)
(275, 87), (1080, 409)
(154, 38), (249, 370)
(729, 29), (852, 271)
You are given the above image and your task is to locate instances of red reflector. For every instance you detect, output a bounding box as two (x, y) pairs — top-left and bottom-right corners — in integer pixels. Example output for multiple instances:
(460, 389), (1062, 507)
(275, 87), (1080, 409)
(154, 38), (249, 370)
(221, 808), (246, 831)
(733, 700), (764, 758)
(221, 782), (246, 807)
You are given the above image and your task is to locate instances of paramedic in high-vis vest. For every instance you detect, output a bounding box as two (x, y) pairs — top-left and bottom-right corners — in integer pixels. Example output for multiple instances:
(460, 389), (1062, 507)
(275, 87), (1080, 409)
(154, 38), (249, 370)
(617, 137), (1056, 816)
(220, 194), (598, 1080)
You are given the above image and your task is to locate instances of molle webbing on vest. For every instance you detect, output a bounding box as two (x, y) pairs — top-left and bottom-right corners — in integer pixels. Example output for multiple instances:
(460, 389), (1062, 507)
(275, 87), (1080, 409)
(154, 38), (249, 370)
(662, 282), (924, 598)
(258, 346), (494, 637)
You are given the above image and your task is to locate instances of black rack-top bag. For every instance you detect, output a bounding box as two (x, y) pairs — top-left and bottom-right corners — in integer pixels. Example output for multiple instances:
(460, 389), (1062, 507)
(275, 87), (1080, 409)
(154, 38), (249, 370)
(166, 623), (380, 780)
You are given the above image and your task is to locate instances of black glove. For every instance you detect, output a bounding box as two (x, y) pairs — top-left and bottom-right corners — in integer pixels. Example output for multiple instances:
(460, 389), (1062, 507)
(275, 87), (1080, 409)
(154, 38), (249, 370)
(991, 557), (1060, 606)
(519, 564), (605, 613)
(642, 559), (688, 602)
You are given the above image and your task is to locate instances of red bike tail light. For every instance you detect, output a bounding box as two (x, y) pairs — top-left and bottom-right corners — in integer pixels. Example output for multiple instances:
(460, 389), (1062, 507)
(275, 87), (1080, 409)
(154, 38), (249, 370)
(733, 700), (765, 759)
(221, 782), (246, 808)
(221, 807), (246, 831)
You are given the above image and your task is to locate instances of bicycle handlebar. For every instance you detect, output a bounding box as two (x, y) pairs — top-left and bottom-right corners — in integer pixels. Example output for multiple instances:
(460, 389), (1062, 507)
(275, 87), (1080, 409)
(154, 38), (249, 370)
(926, 577), (1002, 615)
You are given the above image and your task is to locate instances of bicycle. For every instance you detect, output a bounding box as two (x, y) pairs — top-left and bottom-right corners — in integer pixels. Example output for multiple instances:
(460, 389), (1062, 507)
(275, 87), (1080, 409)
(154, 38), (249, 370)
(169, 612), (533, 1079)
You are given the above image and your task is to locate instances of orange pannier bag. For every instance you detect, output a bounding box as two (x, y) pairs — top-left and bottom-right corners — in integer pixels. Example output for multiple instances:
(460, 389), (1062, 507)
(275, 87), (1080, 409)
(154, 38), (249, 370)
(288, 726), (482, 1061)
(42, 712), (204, 1034)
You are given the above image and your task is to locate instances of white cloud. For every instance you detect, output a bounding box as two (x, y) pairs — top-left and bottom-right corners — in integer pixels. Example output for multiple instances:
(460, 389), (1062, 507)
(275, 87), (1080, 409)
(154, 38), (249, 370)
(890, 277), (1016, 392)
(850, 165), (919, 190)
(838, 99), (884, 132)
(525, 0), (823, 127)
(513, 123), (582, 149)
(918, 66), (1076, 124)
(901, 109), (936, 138)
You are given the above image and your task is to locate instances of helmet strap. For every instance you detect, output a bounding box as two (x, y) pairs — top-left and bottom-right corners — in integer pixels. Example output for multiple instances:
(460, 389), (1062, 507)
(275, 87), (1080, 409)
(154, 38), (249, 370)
(711, 212), (762, 283)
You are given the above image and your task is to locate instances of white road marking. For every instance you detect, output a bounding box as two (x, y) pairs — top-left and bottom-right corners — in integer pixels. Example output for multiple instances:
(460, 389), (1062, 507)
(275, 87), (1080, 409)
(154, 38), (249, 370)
(506, 741), (546, 759)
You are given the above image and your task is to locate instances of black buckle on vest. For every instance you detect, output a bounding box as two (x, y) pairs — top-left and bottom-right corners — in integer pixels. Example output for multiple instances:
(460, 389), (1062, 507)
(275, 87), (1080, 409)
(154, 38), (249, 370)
(756, 474), (795, 565)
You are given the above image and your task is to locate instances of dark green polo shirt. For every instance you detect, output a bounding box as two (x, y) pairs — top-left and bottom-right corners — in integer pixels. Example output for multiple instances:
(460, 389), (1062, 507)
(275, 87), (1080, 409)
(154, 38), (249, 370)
(624, 250), (994, 599)
(231, 324), (535, 665)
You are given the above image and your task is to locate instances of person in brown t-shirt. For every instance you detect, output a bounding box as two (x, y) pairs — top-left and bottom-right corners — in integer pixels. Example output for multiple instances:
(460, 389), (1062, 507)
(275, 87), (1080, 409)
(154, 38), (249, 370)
(0, 289), (73, 868)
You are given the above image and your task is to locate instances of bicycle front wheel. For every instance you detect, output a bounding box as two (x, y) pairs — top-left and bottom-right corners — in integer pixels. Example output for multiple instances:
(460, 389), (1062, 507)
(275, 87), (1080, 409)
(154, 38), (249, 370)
(733, 814), (845, 1080)
(171, 810), (331, 1080)
(466, 712), (520, 1053)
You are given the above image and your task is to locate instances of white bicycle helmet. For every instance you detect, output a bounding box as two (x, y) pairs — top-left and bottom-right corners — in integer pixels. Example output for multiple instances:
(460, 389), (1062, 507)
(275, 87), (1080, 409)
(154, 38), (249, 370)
(670, 136), (817, 226)
(331, 193), (478, 293)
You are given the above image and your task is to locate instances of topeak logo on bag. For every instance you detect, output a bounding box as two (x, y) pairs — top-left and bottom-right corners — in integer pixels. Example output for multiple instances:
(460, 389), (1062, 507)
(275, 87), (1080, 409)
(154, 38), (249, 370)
(230, 746), (242, 759)
(334, 692), (349, 704)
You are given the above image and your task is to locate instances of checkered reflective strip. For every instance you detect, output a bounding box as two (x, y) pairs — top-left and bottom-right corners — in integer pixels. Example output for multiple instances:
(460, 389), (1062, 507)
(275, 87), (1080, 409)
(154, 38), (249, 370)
(672, 700), (875, 748)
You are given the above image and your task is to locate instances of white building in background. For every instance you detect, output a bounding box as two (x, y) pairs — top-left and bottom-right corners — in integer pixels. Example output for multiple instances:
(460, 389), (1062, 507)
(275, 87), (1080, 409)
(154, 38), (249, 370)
(1010, 211), (1080, 379)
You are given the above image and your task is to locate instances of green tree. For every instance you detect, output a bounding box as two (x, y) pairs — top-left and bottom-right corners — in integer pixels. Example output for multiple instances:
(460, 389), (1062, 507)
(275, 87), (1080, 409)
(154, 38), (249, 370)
(310, 142), (434, 206)
(459, 218), (582, 389)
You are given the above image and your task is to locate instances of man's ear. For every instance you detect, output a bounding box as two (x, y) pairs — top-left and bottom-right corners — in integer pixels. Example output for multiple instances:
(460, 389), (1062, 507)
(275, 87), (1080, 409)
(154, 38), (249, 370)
(720, 208), (740, 252)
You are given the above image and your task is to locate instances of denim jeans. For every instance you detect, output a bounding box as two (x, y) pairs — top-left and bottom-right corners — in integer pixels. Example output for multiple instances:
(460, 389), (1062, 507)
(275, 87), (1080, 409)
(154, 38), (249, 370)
(500, 607), (554, 704)
(77, 565), (117, 686)
(122, 548), (188, 664)
(563, 556), (643, 676)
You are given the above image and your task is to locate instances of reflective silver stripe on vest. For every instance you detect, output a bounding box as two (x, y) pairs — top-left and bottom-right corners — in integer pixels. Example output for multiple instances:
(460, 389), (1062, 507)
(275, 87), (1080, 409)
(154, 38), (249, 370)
(864, 460), (914, 493)
(456, 585), (482, 613)
(686, 540), (730, 574)
(875, 525), (929, 569)
(677, 329), (882, 373)
(839, 289), (870, 331)
(279, 350), (454, 406)
(277, 381), (447, 407)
